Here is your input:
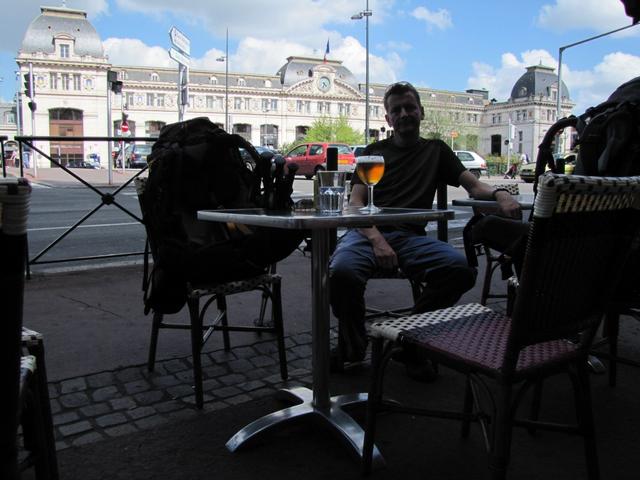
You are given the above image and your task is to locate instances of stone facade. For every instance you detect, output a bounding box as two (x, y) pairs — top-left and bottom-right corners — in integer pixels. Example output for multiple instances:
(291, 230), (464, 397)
(11, 6), (573, 169)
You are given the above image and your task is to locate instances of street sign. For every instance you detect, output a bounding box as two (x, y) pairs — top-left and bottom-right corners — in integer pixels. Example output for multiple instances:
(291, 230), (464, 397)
(169, 47), (191, 67)
(121, 121), (129, 133)
(450, 130), (459, 138)
(169, 26), (190, 56)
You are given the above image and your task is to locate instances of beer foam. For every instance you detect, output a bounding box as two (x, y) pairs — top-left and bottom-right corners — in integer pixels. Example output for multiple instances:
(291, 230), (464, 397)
(356, 155), (384, 164)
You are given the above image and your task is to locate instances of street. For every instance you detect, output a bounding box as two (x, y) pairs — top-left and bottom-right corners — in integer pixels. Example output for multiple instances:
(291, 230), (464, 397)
(26, 176), (533, 272)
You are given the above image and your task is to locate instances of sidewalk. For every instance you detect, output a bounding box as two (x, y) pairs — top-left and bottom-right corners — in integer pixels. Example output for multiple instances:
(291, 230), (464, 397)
(20, 247), (640, 479)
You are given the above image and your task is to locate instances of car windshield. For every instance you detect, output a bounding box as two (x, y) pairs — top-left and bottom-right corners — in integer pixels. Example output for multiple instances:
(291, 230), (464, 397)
(136, 144), (152, 154)
(455, 152), (474, 162)
(330, 144), (352, 154)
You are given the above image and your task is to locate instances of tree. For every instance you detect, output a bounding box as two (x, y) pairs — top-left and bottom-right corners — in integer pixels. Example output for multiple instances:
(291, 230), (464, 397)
(420, 107), (480, 151)
(303, 116), (363, 144)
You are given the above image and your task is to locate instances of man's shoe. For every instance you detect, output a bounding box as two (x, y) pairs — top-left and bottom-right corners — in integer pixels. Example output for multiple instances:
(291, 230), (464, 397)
(391, 348), (438, 383)
(329, 346), (366, 373)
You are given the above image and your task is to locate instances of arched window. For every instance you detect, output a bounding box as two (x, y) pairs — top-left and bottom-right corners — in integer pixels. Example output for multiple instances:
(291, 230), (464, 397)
(237, 78), (246, 87)
(150, 72), (159, 82)
(210, 76), (218, 85)
(264, 79), (272, 88)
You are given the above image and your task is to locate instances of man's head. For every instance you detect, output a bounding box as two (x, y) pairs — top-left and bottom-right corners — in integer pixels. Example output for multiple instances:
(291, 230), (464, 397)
(383, 81), (425, 140)
(383, 81), (422, 111)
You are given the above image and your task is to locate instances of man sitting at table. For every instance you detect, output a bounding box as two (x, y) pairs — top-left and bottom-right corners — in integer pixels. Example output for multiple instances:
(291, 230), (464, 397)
(329, 81), (520, 380)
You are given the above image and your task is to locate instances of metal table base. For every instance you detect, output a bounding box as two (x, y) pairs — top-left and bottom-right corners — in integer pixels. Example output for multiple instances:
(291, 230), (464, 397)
(225, 386), (384, 468)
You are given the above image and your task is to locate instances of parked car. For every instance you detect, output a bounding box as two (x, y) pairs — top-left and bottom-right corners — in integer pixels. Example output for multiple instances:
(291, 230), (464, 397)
(284, 142), (355, 179)
(127, 143), (153, 168)
(453, 150), (487, 178)
(350, 145), (367, 157)
(519, 152), (577, 183)
(239, 145), (277, 170)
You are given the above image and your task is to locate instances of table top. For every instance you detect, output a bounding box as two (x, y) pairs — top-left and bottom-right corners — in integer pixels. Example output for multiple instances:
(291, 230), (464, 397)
(197, 206), (455, 229)
(452, 194), (534, 210)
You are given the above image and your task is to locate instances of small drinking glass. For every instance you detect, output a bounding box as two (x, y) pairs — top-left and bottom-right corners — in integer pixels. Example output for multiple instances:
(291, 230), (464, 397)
(355, 155), (385, 214)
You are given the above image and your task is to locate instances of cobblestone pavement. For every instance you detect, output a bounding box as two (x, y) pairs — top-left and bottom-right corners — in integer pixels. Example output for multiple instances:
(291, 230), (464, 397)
(47, 330), (316, 451)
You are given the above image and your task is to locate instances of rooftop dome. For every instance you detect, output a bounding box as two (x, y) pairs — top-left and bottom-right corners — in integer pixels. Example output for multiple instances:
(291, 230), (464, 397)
(20, 6), (104, 58)
(276, 56), (359, 90)
(510, 64), (570, 101)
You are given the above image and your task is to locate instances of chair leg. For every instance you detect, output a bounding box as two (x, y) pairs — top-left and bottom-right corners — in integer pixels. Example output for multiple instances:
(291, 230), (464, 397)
(216, 295), (231, 351)
(480, 254), (495, 306)
(605, 311), (620, 387)
(572, 365), (600, 480)
(147, 311), (163, 372)
(527, 379), (543, 435)
(488, 384), (513, 480)
(461, 376), (473, 438)
(271, 278), (288, 380)
(187, 297), (204, 409)
(30, 342), (58, 480)
(362, 337), (384, 476)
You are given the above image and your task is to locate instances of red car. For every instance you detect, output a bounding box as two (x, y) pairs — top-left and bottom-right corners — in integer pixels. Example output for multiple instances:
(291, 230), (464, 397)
(284, 142), (355, 179)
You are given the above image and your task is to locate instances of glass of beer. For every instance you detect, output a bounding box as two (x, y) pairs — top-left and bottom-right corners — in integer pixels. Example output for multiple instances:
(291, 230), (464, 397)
(355, 155), (385, 213)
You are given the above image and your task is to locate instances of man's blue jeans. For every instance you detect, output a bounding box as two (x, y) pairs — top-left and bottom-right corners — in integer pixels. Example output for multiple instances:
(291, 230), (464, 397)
(329, 229), (475, 360)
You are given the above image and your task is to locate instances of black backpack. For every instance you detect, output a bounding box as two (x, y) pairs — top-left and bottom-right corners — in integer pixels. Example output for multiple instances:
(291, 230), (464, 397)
(535, 76), (640, 189)
(140, 117), (303, 314)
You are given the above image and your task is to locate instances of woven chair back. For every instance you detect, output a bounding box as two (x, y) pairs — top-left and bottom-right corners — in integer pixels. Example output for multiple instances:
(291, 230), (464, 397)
(510, 174), (640, 350)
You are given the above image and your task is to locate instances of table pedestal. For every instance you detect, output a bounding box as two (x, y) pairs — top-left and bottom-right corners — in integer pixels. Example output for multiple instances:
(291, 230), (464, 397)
(225, 227), (383, 467)
(225, 387), (383, 467)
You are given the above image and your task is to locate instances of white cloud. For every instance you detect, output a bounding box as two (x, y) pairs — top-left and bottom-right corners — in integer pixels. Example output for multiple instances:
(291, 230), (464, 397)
(103, 38), (173, 67)
(467, 48), (640, 114)
(537, 0), (637, 34)
(410, 6), (453, 31)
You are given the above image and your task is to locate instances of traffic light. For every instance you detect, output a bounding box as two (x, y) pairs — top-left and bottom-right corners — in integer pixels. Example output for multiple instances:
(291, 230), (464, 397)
(23, 73), (34, 98)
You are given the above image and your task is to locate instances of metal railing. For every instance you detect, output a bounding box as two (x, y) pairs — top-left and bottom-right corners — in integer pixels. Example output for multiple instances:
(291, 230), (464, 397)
(6, 135), (156, 274)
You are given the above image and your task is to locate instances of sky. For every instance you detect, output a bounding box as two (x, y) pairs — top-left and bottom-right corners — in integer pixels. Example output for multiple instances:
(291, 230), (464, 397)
(1, 0), (639, 115)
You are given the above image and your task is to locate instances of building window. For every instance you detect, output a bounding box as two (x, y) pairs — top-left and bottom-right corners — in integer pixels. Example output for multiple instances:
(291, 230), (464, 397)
(5, 112), (16, 124)
(339, 103), (351, 116)
(261, 98), (278, 112)
(234, 97), (243, 109)
(209, 76), (218, 85)
(146, 93), (154, 106)
(264, 79), (272, 88)
(156, 94), (165, 107)
(370, 105), (379, 117)
(126, 92), (134, 108)
(206, 96), (215, 109)
(60, 44), (70, 58)
(237, 78), (246, 86)
(244, 97), (251, 110)
(317, 102), (330, 114)
(73, 74), (81, 91)
(61, 74), (71, 90)
(50, 73), (58, 90)
(150, 72), (159, 82)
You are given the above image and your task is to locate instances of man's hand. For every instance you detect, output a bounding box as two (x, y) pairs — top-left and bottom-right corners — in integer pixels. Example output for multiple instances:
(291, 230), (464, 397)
(494, 190), (522, 219)
(369, 234), (398, 272)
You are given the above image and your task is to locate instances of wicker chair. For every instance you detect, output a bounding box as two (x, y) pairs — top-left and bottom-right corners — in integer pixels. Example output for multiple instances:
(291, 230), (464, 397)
(363, 174), (640, 479)
(1, 178), (58, 480)
(135, 178), (288, 409)
(469, 183), (521, 305)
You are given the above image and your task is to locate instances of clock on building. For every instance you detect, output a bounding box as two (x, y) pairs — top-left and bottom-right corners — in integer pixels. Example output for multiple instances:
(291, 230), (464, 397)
(318, 76), (331, 92)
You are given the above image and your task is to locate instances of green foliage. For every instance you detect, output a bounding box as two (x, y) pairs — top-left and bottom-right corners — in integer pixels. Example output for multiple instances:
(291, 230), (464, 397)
(303, 116), (364, 144)
(420, 107), (480, 151)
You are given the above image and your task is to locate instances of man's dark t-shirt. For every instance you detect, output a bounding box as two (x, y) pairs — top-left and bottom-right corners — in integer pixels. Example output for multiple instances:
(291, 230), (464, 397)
(352, 137), (465, 232)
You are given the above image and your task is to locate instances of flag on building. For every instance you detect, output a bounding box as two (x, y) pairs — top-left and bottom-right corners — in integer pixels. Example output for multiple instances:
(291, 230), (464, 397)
(323, 38), (330, 63)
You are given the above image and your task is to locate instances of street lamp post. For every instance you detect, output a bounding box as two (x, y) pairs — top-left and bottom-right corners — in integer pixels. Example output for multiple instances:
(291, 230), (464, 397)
(555, 21), (639, 152)
(216, 28), (229, 132)
(351, 1), (372, 144)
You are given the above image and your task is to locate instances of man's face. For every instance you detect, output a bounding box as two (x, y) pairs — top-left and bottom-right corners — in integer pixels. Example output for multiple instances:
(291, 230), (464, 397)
(384, 91), (424, 137)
